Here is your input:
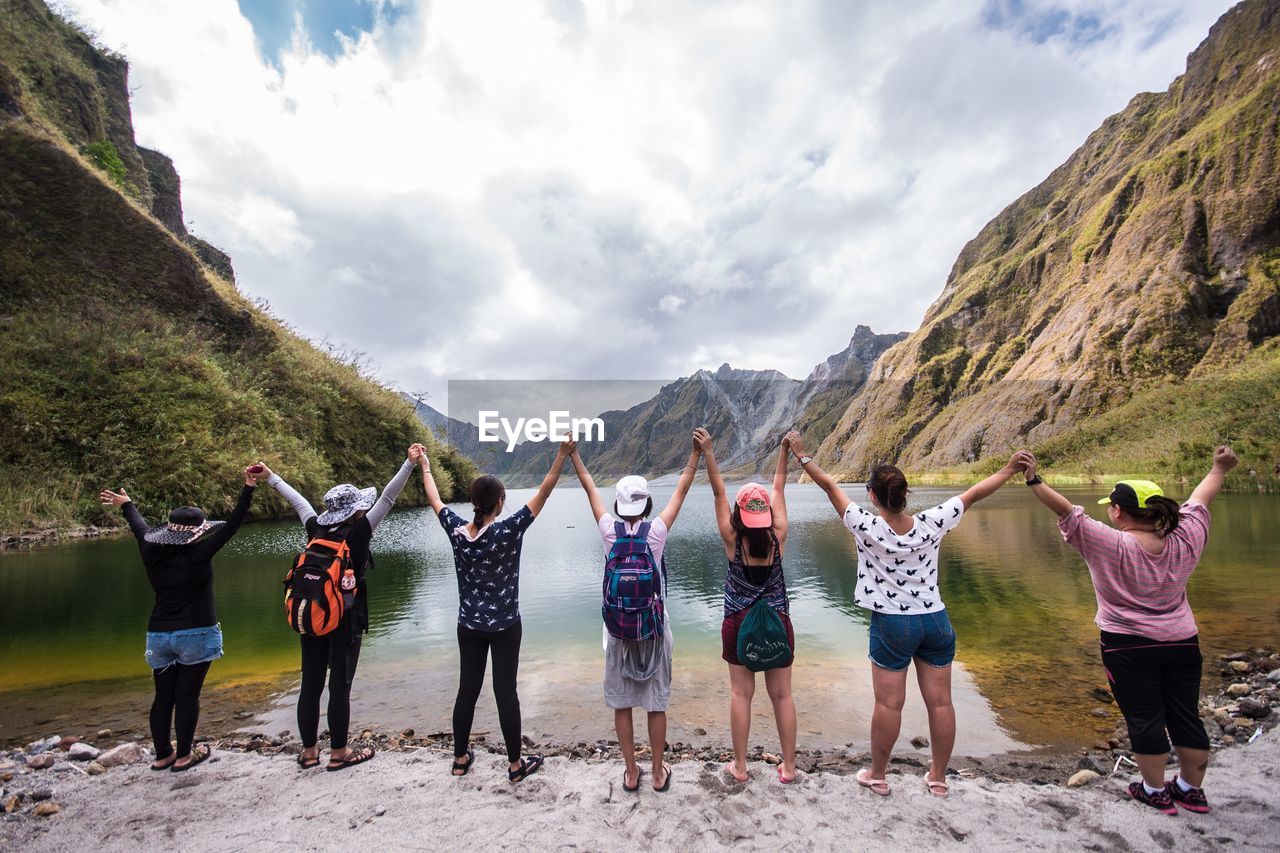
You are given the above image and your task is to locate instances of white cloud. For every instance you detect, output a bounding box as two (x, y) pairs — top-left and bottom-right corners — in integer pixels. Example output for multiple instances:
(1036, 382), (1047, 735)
(60, 0), (1237, 405)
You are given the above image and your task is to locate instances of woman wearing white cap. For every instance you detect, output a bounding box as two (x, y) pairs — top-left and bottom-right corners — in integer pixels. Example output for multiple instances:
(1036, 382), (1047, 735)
(701, 429), (798, 784)
(256, 447), (422, 772)
(568, 431), (702, 792)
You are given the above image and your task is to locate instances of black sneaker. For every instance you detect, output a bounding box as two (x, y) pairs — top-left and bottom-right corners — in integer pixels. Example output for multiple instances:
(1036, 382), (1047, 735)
(1166, 776), (1211, 814)
(1128, 781), (1178, 816)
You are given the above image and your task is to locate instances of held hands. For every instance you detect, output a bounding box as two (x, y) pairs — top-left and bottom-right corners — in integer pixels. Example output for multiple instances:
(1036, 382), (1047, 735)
(559, 438), (577, 458)
(785, 430), (805, 458)
(1212, 445), (1238, 473)
(693, 427), (712, 456)
(408, 443), (430, 470)
(243, 465), (263, 487)
(1014, 451), (1037, 482)
(99, 488), (129, 507)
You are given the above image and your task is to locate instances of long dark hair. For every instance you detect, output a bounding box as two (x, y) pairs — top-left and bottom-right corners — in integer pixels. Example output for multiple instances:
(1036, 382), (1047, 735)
(1117, 495), (1182, 537)
(730, 506), (772, 561)
(868, 465), (909, 513)
(470, 475), (505, 527)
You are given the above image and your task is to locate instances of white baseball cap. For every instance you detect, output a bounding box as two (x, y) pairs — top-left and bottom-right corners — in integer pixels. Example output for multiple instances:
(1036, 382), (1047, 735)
(615, 475), (651, 516)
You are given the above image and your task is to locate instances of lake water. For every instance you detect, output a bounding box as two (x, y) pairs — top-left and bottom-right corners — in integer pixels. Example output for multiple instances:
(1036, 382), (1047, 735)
(2, 484), (1277, 755)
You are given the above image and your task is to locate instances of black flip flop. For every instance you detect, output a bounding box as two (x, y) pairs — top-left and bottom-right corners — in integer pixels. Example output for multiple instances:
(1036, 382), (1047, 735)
(170, 744), (211, 772)
(623, 767), (644, 792)
(326, 747), (375, 772)
(451, 749), (475, 777)
(508, 754), (543, 783)
(297, 752), (320, 769)
(151, 754), (176, 771)
(654, 762), (672, 793)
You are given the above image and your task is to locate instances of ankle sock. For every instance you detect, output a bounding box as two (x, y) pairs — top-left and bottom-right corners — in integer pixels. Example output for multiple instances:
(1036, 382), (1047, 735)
(1143, 781), (1164, 796)
(1175, 776), (1200, 794)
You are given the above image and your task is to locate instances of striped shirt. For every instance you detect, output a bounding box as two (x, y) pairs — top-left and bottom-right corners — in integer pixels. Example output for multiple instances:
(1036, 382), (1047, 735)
(1059, 502), (1210, 641)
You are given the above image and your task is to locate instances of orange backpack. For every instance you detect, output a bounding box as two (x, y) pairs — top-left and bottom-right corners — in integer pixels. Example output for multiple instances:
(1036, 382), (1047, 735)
(284, 526), (356, 636)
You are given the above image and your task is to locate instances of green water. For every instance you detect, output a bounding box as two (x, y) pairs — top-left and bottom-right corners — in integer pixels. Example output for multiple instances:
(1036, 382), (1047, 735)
(2, 485), (1277, 753)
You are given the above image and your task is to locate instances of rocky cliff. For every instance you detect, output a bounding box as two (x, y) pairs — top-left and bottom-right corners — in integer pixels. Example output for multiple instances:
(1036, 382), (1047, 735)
(0, 0), (476, 536)
(817, 0), (1280, 484)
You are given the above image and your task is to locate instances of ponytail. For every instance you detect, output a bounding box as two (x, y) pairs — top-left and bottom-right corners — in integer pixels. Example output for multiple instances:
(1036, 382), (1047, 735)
(868, 465), (909, 513)
(1122, 495), (1182, 537)
(469, 475), (505, 526)
(730, 506), (773, 560)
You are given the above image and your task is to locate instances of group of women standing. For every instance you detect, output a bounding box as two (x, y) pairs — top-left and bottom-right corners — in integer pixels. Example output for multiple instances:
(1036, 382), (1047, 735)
(102, 430), (1238, 816)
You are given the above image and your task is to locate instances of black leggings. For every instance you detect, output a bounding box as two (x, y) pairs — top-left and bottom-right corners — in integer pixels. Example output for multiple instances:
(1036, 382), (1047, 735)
(298, 617), (363, 750)
(454, 622), (523, 763)
(1101, 631), (1211, 754)
(150, 661), (212, 760)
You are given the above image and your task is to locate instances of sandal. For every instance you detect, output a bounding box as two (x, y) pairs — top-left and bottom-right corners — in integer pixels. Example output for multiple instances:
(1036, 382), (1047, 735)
(924, 775), (949, 798)
(777, 765), (797, 785)
(326, 747), (375, 772)
(297, 752), (320, 770)
(452, 749), (475, 777)
(508, 754), (543, 783)
(151, 753), (177, 771)
(623, 767), (643, 792)
(856, 767), (891, 796)
(653, 762), (672, 792)
(171, 744), (212, 773)
(723, 762), (749, 784)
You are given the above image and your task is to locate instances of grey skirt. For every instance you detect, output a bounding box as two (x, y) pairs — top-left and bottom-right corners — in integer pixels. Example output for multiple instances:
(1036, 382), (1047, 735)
(603, 626), (673, 712)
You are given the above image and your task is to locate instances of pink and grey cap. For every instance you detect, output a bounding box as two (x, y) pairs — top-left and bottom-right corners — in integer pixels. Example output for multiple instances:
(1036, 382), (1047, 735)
(615, 475), (651, 515)
(735, 482), (772, 528)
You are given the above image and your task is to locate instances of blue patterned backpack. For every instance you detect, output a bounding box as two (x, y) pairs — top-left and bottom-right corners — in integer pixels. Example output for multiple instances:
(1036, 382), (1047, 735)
(602, 521), (665, 641)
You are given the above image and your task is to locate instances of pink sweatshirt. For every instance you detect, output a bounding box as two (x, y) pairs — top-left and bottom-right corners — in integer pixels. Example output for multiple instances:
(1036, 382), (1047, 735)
(1058, 502), (1210, 641)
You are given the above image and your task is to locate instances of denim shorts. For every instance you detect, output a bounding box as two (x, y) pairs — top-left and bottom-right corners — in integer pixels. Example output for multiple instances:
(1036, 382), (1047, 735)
(868, 610), (956, 671)
(145, 624), (224, 671)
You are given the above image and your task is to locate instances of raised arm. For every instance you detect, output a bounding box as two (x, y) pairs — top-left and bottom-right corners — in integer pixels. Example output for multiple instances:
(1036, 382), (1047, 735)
(696, 428), (735, 548)
(258, 463), (317, 524)
(1188, 445), (1238, 506)
(525, 440), (573, 517)
(568, 446), (607, 523)
(194, 467), (259, 556)
(1019, 452), (1075, 518)
(771, 434), (791, 542)
(414, 444), (446, 514)
(956, 451), (1023, 509)
(658, 434), (702, 530)
(100, 487), (149, 543)
(786, 433), (852, 517)
(366, 447), (417, 531)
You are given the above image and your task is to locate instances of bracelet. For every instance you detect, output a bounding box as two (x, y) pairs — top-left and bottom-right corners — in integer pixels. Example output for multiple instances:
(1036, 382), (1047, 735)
(685, 464), (697, 471)
(1025, 475), (1043, 486)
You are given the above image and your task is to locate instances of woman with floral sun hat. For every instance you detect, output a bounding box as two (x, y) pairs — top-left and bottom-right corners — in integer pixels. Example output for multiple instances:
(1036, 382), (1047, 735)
(256, 445), (423, 772)
(99, 465), (260, 772)
(1020, 446), (1238, 816)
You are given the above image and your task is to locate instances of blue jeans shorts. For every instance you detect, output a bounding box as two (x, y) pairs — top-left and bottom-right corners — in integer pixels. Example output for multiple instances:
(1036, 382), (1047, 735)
(145, 624), (224, 671)
(868, 610), (956, 671)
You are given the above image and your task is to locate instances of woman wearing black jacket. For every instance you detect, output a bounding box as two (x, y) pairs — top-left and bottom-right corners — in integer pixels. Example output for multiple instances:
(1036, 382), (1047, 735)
(99, 465), (259, 771)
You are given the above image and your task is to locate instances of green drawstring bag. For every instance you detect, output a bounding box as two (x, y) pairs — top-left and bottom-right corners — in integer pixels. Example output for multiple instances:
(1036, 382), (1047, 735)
(737, 599), (793, 672)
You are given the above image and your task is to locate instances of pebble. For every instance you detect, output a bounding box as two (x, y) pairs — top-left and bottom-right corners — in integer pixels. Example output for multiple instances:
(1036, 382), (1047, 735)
(1227, 683), (1253, 697)
(67, 743), (100, 761)
(400, 729), (414, 738)
(1238, 698), (1272, 719)
(29, 788), (52, 802)
(762, 753), (781, 765)
(57, 736), (80, 751)
(85, 762), (107, 776)
(910, 736), (930, 749)
(96, 729), (112, 740)
(1090, 708), (1110, 718)
(1067, 770), (1100, 788)
(2, 794), (19, 814)
(373, 805), (386, 817)
(1228, 661), (1251, 673)
(25, 736), (60, 755)
(96, 743), (144, 768)
(694, 728), (707, 736)
(33, 802), (60, 817)
(1089, 688), (1113, 703)
(25, 754), (55, 770)
(1267, 670), (1280, 684)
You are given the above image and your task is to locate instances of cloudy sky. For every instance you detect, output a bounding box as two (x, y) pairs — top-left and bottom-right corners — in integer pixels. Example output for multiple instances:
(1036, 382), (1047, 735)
(63, 0), (1235, 410)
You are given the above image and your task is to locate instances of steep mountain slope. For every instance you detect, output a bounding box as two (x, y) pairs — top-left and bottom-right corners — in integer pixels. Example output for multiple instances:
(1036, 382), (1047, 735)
(0, 0), (476, 537)
(425, 326), (905, 486)
(818, 0), (1280, 484)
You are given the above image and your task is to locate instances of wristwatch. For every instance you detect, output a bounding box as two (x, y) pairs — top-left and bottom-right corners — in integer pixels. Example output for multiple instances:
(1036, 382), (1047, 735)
(1025, 475), (1043, 486)
(799, 455), (813, 466)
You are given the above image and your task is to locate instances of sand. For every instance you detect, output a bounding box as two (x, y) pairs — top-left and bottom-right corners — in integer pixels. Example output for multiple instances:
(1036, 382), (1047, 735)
(3, 732), (1277, 852)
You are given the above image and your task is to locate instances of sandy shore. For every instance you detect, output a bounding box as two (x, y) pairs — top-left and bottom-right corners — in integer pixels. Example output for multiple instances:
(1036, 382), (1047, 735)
(2, 731), (1277, 852)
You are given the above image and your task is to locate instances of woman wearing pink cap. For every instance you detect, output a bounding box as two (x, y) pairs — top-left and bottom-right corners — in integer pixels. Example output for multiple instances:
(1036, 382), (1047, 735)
(699, 428), (798, 784)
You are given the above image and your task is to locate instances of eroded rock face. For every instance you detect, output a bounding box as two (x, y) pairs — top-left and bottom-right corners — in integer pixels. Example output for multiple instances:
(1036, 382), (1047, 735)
(818, 0), (1280, 478)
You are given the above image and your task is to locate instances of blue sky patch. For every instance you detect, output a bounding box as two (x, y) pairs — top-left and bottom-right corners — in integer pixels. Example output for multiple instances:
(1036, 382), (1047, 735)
(237, 0), (409, 61)
(981, 0), (1117, 48)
